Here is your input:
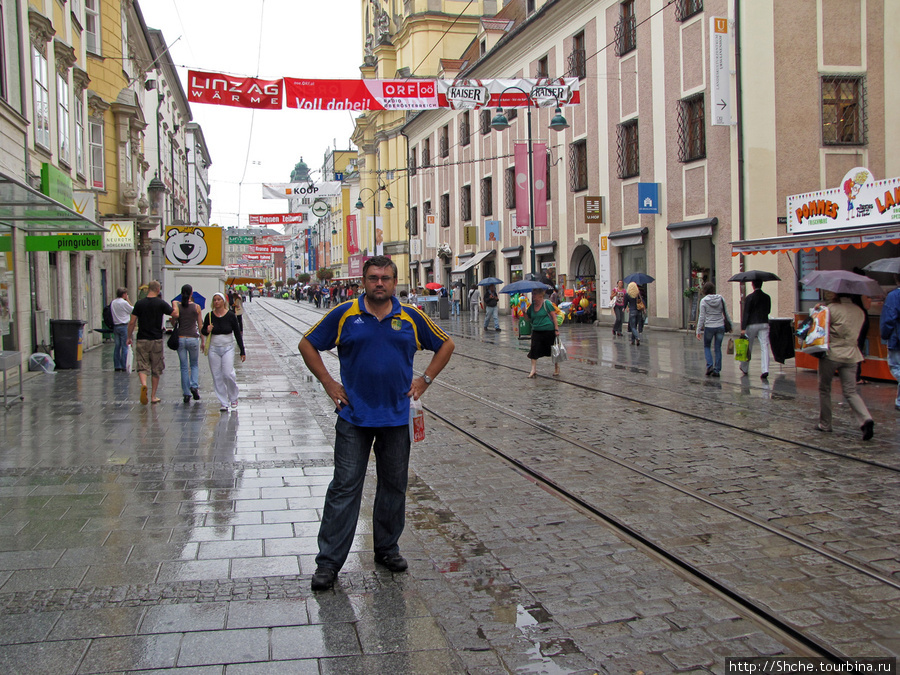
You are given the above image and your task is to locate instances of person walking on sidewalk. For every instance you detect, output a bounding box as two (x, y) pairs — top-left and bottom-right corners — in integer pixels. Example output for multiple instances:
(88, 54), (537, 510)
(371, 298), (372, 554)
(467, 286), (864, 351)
(624, 282), (644, 345)
(881, 273), (900, 411)
(201, 293), (245, 412)
(695, 281), (732, 377)
(740, 280), (771, 380)
(483, 284), (501, 331)
(468, 286), (480, 323)
(525, 287), (561, 378)
(611, 280), (625, 337)
(817, 292), (874, 441)
(110, 287), (133, 372)
(127, 280), (173, 405)
(171, 284), (204, 404)
(298, 256), (455, 591)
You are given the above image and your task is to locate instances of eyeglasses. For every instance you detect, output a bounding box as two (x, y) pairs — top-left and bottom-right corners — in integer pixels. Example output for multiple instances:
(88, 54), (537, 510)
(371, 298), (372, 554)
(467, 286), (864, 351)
(365, 275), (394, 283)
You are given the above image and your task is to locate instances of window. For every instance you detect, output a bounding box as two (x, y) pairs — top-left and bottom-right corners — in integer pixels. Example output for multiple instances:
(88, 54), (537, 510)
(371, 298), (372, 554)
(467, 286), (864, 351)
(536, 55), (549, 79)
(479, 39), (486, 57)
(568, 139), (588, 192)
(57, 73), (70, 162)
(32, 46), (50, 148)
(409, 206), (418, 236)
(440, 194), (449, 228)
(460, 185), (471, 222)
(0, 4), (6, 100)
(526, 0), (535, 14)
(505, 167), (516, 209)
(124, 128), (132, 183)
(617, 120), (639, 178)
(422, 138), (430, 167)
(75, 96), (85, 175)
(481, 177), (493, 216)
(616, 0), (636, 56)
(440, 125), (449, 157)
(89, 117), (104, 189)
(822, 76), (866, 145)
(459, 111), (470, 146)
(85, 0), (101, 55)
(677, 94), (705, 162)
(675, 0), (703, 21)
(409, 147), (417, 176)
(507, 107), (517, 121)
(568, 32), (586, 80)
(480, 108), (492, 135)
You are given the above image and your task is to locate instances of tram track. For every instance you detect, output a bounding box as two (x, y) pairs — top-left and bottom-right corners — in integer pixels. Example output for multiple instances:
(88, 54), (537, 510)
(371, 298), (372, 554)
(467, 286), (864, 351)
(249, 298), (900, 661)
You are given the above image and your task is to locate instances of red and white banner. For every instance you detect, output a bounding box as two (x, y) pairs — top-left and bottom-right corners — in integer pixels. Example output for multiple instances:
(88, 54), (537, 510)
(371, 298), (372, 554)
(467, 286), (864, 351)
(346, 214), (359, 255)
(249, 245), (285, 253)
(262, 182), (343, 199)
(249, 213), (303, 226)
(243, 253), (272, 261)
(513, 143), (548, 228)
(188, 70), (283, 109)
(284, 78), (438, 111)
(436, 78), (580, 109)
(257, 235), (294, 243)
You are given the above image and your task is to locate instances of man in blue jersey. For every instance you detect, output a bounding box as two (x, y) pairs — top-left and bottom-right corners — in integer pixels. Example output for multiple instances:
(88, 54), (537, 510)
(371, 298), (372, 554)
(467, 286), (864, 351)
(299, 256), (455, 591)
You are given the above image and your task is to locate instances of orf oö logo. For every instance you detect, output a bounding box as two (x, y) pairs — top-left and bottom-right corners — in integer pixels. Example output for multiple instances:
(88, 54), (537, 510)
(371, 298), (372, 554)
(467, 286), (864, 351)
(165, 228), (209, 265)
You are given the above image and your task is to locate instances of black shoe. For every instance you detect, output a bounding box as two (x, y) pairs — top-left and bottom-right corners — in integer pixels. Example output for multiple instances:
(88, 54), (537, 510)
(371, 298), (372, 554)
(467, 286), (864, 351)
(706, 366), (713, 377)
(711, 371), (720, 377)
(861, 419), (874, 441)
(374, 552), (408, 572)
(311, 566), (337, 591)
(760, 372), (768, 380)
(495, 327), (501, 331)
(190, 387), (200, 400)
(183, 395), (191, 403)
(636, 339), (640, 346)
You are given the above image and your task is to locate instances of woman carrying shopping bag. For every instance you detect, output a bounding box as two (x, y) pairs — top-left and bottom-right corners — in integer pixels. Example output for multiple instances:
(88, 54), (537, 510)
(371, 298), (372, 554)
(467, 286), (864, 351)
(202, 292), (246, 411)
(525, 287), (561, 378)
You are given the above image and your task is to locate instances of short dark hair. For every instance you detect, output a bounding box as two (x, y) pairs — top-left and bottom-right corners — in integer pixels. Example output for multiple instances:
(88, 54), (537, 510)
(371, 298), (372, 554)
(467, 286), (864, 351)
(363, 255), (397, 279)
(702, 281), (716, 296)
(751, 280), (762, 290)
(116, 287), (128, 298)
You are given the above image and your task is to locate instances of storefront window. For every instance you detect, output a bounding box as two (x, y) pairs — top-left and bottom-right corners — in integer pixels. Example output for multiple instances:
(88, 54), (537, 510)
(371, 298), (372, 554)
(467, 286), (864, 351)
(509, 261), (524, 282)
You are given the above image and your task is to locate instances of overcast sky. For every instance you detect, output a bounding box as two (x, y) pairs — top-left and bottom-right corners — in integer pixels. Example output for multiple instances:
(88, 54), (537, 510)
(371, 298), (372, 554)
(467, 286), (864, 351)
(141, 0), (362, 231)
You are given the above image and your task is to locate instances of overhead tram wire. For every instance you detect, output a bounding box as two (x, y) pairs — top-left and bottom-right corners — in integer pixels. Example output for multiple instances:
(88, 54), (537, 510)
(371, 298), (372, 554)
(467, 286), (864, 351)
(236, 0), (268, 223)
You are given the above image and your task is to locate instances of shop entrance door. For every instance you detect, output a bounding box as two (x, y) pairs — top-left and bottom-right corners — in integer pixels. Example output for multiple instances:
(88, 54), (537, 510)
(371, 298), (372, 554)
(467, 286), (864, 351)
(680, 238), (714, 329)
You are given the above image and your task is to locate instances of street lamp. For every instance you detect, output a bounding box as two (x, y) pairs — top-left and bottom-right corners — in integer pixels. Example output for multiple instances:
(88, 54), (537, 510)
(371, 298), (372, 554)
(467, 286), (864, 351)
(355, 183), (394, 256)
(491, 88), (568, 279)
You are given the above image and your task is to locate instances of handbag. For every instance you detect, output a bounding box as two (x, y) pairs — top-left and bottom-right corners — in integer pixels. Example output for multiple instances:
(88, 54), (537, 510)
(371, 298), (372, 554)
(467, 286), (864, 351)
(726, 337), (735, 355)
(636, 298), (645, 312)
(724, 318), (732, 333)
(167, 320), (180, 351)
(551, 337), (568, 363)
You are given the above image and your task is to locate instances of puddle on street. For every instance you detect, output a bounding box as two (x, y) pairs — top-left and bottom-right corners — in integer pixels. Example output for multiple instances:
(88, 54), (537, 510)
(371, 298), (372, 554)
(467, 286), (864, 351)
(515, 604), (581, 674)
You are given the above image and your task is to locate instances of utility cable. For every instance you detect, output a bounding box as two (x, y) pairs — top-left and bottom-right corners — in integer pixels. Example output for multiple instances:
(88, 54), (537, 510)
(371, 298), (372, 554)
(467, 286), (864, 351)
(236, 0), (267, 221)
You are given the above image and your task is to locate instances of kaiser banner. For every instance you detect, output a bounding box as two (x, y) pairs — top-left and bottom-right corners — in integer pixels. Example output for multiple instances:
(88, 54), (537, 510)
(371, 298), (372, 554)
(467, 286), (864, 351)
(249, 213), (303, 226)
(284, 78), (437, 111)
(437, 78), (580, 109)
(188, 70), (283, 109)
(262, 182), (343, 199)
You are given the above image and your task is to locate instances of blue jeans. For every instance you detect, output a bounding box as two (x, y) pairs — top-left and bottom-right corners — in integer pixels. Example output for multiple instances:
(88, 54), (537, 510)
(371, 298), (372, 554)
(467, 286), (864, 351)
(451, 300), (460, 316)
(113, 324), (128, 369)
(177, 337), (200, 396)
(316, 418), (411, 571)
(703, 326), (726, 373)
(888, 350), (900, 407)
(483, 305), (499, 329)
(628, 312), (641, 342)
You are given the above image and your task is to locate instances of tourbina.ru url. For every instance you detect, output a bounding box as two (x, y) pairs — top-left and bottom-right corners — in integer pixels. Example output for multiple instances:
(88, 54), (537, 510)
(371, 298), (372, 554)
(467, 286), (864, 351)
(727, 658), (896, 673)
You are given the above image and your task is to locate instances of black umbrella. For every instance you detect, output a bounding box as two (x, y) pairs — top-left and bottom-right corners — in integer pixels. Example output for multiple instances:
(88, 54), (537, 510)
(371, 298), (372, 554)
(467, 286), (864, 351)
(623, 272), (655, 285)
(727, 270), (781, 283)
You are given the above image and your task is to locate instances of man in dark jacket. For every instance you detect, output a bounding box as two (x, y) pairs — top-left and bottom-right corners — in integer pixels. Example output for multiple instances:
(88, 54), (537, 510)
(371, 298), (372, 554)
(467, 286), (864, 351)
(740, 280), (772, 379)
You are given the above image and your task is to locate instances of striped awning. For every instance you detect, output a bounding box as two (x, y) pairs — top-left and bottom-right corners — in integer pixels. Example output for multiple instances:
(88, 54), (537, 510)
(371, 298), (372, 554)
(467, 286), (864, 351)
(731, 223), (900, 256)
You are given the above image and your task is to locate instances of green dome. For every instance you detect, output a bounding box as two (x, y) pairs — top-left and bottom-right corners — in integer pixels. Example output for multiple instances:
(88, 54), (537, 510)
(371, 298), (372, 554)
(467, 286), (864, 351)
(291, 158), (310, 182)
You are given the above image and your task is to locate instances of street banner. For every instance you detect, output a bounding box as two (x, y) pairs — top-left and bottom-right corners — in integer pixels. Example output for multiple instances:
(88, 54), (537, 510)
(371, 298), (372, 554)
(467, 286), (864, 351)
(188, 70), (283, 109)
(249, 213), (303, 226)
(243, 253), (271, 261)
(257, 234), (295, 243)
(249, 245), (284, 253)
(532, 143), (547, 227)
(262, 182), (343, 199)
(284, 78), (438, 111)
(515, 144), (529, 229)
(437, 78), (580, 109)
(710, 19), (731, 126)
(346, 214), (359, 255)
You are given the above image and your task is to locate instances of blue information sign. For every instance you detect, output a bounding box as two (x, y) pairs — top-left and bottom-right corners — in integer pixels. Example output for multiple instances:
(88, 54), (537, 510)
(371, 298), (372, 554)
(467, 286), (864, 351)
(638, 183), (660, 214)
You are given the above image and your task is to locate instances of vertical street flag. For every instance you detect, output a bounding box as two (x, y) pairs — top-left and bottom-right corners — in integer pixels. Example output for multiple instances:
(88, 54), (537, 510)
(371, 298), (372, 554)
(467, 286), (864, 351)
(532, 143), (547, 227)
(346, 214), (359, 255)
(514, 144), (530, 230)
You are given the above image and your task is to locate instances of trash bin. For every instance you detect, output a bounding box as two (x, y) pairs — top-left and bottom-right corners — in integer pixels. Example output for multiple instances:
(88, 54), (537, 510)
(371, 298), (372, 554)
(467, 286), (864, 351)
(768, 317), (795, 364)
(518, 317), (532, 339)
(50, 319), (86, 369)
(439, 296), (450, 319)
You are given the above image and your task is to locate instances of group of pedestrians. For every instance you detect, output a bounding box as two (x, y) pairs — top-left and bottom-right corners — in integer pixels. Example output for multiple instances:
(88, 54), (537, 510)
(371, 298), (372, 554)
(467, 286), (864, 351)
(122, 281), (246, 412)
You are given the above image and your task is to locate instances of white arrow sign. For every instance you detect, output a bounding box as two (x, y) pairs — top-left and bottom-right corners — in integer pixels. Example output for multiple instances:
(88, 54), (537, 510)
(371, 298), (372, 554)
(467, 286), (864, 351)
(710, 17), (731, 126)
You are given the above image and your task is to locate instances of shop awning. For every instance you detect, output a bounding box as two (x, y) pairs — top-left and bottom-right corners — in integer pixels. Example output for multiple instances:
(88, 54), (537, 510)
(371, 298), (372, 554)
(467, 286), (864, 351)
(534, 240), (556, 255)
(501, 245), (523, 259)
(608, 227), (648, 247)
(225, 277), (265, 285)
(0, 171), (105, 232)
(667, 217), (717, 240)
(731, 223), (900, 256)
(451, 249), (494, 273)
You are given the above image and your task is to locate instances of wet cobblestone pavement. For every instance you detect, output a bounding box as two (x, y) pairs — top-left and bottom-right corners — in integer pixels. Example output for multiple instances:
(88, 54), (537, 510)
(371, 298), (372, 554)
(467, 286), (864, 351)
(1, 299), (898, 673)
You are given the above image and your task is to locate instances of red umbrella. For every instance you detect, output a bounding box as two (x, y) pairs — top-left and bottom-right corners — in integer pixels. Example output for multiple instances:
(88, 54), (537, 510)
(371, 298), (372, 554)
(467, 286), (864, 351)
(425, 282), (443, 290)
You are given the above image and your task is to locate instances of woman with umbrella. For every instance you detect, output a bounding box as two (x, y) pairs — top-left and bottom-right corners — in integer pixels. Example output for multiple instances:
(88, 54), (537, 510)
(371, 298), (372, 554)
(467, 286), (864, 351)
(624, 282), (644, 345)
(525, 286), (561, 378)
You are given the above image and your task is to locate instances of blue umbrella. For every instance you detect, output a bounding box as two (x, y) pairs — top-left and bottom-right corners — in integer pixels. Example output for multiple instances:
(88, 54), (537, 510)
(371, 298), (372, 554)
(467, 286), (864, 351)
(170, 292), (207, 309)
(477, 277), (503, 286)
(623, 272), (655, 285)
(499, 280), (552, 294)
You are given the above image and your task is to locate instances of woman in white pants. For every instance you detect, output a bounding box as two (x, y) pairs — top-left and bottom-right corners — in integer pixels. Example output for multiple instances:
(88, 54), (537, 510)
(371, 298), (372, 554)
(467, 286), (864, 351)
(201, 293), (246, 411)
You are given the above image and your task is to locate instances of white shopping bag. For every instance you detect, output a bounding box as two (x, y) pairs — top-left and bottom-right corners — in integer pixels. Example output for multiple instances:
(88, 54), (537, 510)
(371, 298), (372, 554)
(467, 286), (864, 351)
(124, 345), (133, 372)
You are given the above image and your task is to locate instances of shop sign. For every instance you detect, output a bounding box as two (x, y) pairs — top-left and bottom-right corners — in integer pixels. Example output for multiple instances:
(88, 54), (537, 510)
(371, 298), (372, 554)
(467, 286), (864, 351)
(710, 18), (731, 126)
(464, 226), (477, 245)
(26, 234), (102, 251)
(787, 168), (900, 234)
(484, 221), (500, 242)
(102, 221), (135, 250)
(73, 191), (96, 222)
(0, 235), (12, 252)
(229, 236), (254, 245)
(40, 163), (73, 205)
(584, 196), (604, 223)
(163, 226), (224, 266)
(249, 245), (284, 253)
(638, 183), (660, 214)
(248, 213), (303, 226)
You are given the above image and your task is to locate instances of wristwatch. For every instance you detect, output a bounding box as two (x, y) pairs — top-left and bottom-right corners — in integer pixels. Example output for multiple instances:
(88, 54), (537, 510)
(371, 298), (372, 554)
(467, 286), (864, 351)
(423, 374), (433, 385)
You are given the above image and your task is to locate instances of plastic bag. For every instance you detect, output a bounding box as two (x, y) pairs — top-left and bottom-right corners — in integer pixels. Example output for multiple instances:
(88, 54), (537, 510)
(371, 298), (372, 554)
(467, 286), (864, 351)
(551, 338), (568, 363)
(28, 353), (55, 373)
(125, 345), (133, 372)
(800, 306), (829, 355)
(726, 338), (735, 355)
(409, 398), (425, 442)
(734, 337), (750, 362)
